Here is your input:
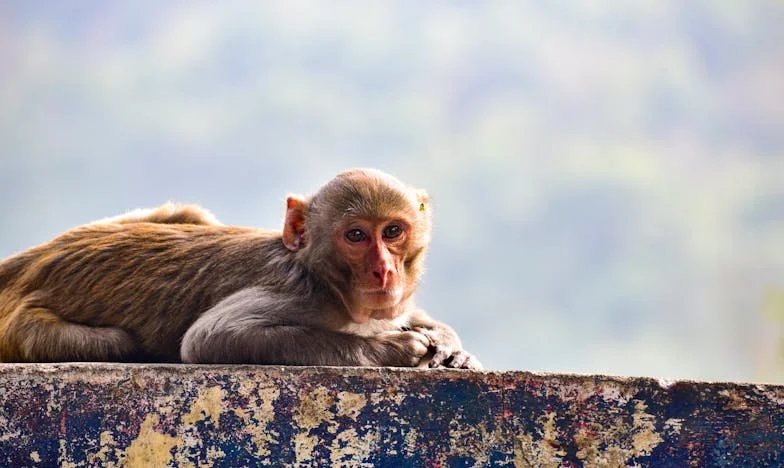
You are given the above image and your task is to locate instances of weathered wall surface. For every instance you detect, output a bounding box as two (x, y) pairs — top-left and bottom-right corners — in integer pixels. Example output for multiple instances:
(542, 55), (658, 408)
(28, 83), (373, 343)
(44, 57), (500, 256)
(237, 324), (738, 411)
(0, 364), (782, 466)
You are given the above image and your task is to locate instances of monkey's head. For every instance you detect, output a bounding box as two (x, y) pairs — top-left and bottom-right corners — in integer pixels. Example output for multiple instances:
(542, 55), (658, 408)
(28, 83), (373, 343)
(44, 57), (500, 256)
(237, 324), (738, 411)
(283, 168), (432, 323)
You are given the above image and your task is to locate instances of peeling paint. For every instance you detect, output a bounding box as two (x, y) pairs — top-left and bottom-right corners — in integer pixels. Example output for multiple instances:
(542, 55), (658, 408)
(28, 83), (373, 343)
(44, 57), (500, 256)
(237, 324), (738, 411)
(448, 421), (505, 467)
(59, 439), (79, 468)
(125, 414), (177, 468)
(183, 386), (224, 428)
(631, 400), (664, 456)
(205, 446), (226, 464)
(720, 389), (751, 411)
(514, 412), (566, 467)
(233, 384), (280, 458)
(293, 387), (336, 464)
(294, 386), (335, 431)
(329, 428), (379, 466)
(0, 428), (20, 443)
(597, 381), (634, 405)
(403, 427), (419, 454)
(664, 418), (683, 435)
(0, 364), (782, 466)
(88, 431), (119, 466)
(336, 391), (367, 420)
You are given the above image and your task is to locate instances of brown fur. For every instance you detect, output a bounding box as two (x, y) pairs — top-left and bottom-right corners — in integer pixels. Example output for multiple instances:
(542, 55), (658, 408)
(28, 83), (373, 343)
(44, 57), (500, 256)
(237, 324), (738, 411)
(0, 169), (481, 368)
(92, 202), (221, 226)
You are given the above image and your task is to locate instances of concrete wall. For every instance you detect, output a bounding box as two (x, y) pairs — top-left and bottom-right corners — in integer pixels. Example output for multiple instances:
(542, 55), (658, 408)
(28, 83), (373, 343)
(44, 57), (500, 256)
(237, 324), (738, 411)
(0, 364), (782, 466)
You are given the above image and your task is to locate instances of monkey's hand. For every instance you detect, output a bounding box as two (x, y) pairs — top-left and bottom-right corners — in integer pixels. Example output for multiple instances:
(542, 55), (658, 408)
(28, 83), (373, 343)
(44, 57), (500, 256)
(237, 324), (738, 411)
(413, 326), (483, 370)
(372, 330), (430, 367)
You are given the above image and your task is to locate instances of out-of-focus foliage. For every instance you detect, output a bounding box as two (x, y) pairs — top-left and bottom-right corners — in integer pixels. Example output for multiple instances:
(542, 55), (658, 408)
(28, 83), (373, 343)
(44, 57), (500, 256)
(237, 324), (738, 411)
(1, 2), (782, 382)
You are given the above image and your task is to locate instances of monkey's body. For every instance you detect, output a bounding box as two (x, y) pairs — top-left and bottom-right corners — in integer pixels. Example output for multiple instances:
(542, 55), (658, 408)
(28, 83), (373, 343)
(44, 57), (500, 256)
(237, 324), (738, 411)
(0, 170), (481, 368)
(0, 223), (297, 362)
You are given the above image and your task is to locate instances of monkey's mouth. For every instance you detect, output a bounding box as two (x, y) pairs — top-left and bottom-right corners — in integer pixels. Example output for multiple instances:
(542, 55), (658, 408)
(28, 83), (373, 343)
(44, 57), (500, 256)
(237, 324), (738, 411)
(357, 288), (403, 309)
(359, 288), (401, 297)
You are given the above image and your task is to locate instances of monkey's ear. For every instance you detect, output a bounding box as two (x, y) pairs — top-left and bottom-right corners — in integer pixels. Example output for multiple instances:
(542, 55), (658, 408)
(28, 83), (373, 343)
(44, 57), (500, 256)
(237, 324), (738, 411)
(416, 189), (430, 212)
(283, 195), (308, 251)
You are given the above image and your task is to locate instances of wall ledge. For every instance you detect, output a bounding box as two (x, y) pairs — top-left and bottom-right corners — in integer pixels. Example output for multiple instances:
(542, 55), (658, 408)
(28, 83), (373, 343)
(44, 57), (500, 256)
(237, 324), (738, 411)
(1, 363), (782, 466)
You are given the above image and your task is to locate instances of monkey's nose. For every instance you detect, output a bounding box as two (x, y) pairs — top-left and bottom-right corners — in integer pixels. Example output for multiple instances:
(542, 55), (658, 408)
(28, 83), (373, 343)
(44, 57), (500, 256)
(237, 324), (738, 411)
(372, 268), (392, 288)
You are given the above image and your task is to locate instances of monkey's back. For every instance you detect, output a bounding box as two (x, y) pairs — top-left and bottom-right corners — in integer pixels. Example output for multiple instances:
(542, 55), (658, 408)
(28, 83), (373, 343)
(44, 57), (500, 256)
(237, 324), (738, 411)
(0, 222), (289, 360)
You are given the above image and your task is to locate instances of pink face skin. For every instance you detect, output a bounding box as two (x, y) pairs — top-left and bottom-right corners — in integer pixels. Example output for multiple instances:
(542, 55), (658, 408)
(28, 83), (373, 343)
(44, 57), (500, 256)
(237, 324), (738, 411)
(334, 216), (413, 323)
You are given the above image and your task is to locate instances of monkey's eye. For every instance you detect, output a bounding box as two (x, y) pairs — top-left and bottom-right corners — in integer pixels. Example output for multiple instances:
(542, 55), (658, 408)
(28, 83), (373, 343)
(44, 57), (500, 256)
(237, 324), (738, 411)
(345, 229), (367, 243)
(382, 224), (403, 239)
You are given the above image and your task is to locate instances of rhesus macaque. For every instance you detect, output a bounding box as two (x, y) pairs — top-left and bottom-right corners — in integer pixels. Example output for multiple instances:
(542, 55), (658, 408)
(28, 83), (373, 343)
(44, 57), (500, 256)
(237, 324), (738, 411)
(0, 169), (481, 369)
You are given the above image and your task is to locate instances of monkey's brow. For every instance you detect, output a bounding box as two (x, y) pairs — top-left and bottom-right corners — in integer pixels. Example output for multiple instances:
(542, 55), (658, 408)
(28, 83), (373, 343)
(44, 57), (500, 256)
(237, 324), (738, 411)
(339, 192), (414, 216)
(340, 213), (411, 223)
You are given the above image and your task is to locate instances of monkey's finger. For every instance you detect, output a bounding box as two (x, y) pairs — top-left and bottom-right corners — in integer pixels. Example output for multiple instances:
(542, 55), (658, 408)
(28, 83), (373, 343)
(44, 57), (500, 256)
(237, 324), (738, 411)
(428, 346), (452, 368)
(399, 331), (430, 357)
(411, 327), (436, 347)
(455, 353), (483, 370)
(408, 330), (431, 348)
(465, 356), (483, 370)
(447, 351), (472, 369)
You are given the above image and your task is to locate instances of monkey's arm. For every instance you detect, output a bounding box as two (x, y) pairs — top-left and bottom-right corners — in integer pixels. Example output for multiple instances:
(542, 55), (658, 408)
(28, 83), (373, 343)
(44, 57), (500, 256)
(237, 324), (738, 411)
(184, 326), (430, 367)
(180, 288), (430, 367)
(408, 309), (483, 370)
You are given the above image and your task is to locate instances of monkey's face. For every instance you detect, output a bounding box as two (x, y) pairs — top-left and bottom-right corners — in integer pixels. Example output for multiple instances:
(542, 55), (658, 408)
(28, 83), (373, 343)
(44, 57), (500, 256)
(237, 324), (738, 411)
(334, 217), (417, 321)
(292, 168), (432, 323)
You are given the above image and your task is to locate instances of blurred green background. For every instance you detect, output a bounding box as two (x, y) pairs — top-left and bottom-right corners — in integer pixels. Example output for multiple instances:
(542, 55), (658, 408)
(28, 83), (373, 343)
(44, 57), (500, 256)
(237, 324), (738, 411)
(1, 2), (783, 382)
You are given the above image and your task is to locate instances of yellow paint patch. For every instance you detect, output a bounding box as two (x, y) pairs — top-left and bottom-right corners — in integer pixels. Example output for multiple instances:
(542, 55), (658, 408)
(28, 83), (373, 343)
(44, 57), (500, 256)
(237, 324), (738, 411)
(631, 400), (663, 456)
(448, 421), (505, 467)
(514, 412), (566, 468)
(329, 428), (379, 467)
(720, 389), (750, 411)
(206, 446), (226, 462)
(125, 414), (178, 468)
(336, 392), (367, 420)
(293, 387), (336, 464)
(574, 426), (600, 463)
(515, 397), (666, 467)
(294, 433), (319, 465)
(88, 431), (119, 466)
(30, 451), (40, 462)
(664, 417), (684, 435)
(59, 439), (79, 468)
(294, 387), (335, 431)
(183, 386), (224, 428)
(403, 428), (419, 454)
(234, 385), (281, 458)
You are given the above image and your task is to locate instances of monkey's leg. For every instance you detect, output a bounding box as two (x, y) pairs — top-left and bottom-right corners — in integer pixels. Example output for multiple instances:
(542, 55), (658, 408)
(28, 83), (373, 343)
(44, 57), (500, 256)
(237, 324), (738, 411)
(1, 305), (140, 362)
(183, 324), (355, 365)
(180, 288), (430, 366)
(182, 324), (430, 367)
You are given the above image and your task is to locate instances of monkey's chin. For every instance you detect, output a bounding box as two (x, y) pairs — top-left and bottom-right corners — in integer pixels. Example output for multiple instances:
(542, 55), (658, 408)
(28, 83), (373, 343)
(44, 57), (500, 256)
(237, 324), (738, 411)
(350, 288), (403, 321)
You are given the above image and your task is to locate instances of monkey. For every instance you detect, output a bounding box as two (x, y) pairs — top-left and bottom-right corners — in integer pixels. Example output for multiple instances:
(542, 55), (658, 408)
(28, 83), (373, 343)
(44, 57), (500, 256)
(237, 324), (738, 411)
(0, 169), (481, 369)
